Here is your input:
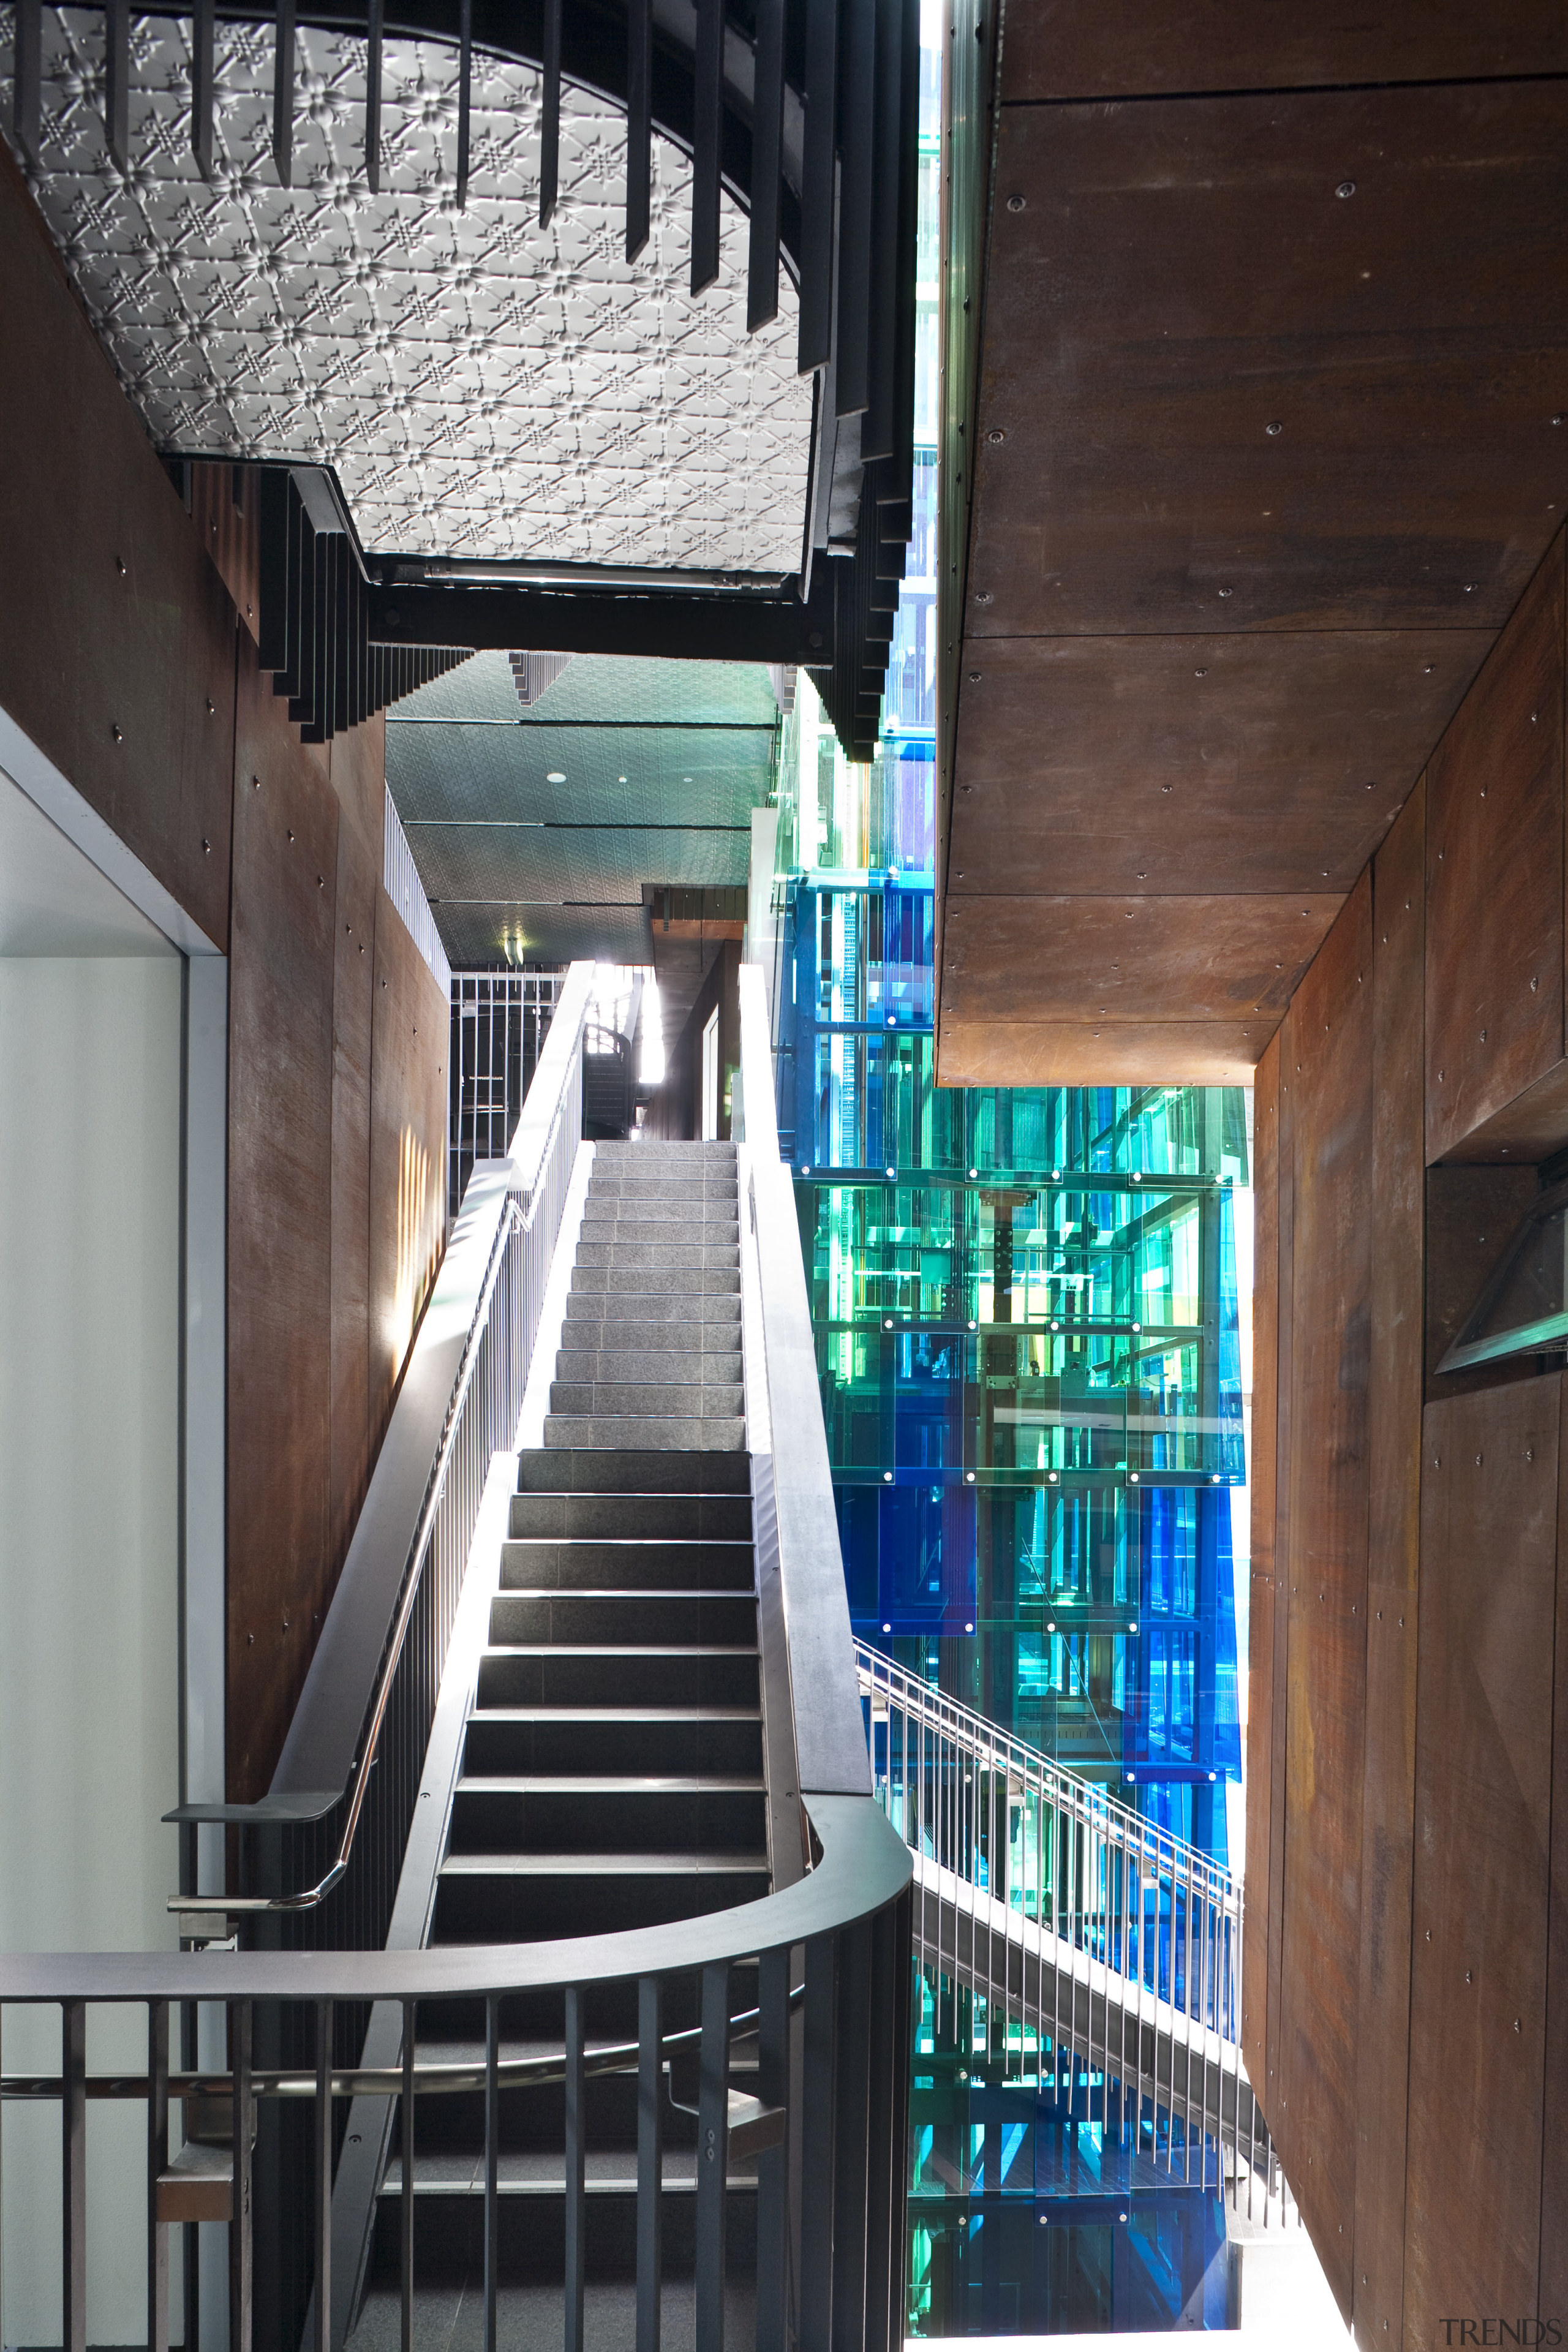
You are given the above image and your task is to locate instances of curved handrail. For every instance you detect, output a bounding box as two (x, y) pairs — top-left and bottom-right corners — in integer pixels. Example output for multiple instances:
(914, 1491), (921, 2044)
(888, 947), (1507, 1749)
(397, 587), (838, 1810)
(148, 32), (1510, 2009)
(1, 1794), (908, 2003)
(168, 959), (598, 1912)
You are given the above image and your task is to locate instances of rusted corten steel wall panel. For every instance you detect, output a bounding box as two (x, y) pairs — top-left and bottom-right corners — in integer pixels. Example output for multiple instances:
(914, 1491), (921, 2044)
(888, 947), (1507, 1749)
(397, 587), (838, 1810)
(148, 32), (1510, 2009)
(0, 142), (233, 951)
(189, 459), (262, 650)
(327, 790), (380, 1578)
(366, 897), (449, 1452)
(1424, 540), (1566, 1165)
(1246, 531), (1568, 2348)
(1406, 1381), (1558, 2342)
(1276, 872), (1373, 2320)
(1242, 1034), (1278, 2095)
(1002, 0), (1568, 104)
(227, 660), (340, 1802)
(938, 58), (1568, 1086)
(1265, 1011), (1293, 2114)
(1352, 782), (1425, 2350)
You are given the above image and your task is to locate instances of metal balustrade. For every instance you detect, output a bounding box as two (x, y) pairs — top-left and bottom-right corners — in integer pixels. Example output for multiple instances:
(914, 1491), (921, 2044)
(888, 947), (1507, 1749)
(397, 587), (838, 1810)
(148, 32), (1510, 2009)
(856, 1642), (1298, 2223)
(0, 959), (913, 2352)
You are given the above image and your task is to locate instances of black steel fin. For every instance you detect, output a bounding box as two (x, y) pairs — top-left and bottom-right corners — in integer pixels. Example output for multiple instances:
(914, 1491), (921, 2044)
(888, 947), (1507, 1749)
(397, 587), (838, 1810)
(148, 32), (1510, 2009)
(690, 0), (722, 293)
(540, 0), (561, 226)
(747, 0), (784, 332)
(625, 0), (650, 260)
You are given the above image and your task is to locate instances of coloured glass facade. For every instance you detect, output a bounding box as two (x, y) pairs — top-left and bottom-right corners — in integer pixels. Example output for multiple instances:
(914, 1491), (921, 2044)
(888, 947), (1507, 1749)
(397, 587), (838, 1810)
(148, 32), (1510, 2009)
(748, 17), (1254, 2325)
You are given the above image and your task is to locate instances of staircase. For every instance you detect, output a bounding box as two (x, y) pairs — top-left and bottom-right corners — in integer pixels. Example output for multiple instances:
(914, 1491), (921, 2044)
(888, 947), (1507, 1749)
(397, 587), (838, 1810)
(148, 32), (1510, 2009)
(366, 1141), (772, 2332)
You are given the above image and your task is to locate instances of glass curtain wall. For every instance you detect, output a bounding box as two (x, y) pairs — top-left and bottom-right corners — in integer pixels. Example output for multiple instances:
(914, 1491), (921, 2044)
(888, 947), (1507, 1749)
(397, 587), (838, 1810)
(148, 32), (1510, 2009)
(753, 11), (1254, 2324)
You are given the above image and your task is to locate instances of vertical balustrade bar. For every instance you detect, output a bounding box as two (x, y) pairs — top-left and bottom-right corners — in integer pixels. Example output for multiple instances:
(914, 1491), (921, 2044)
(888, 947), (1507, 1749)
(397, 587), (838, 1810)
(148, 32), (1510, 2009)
(61, 2003), (86, 2352)
(401, 1997), (415, 2351)
(636, 1977), (663, 2352)
(830, 1918), (871, 2346)
(314, 1999), (333, 2352)
(862, 1907), (897, 2349)
(230, 2002), (252, 2352)
(695, 1964), (731, 2352)
(148, 2002), (170, 2352)
(755, 1949), (788, 2352)
(799, 1935), (835, 2350)
(483, 1994), (499, 2352)
(564, 1988), (586, 2352)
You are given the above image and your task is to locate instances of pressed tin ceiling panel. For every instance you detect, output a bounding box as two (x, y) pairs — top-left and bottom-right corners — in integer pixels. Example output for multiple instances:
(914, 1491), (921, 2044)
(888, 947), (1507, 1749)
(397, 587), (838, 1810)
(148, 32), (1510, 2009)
(1, 9), (812, 569)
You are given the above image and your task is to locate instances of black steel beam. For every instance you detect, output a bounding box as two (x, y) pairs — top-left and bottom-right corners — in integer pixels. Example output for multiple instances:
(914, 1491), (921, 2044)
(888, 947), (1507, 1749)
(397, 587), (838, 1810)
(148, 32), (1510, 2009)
(368, 577), (834, 662)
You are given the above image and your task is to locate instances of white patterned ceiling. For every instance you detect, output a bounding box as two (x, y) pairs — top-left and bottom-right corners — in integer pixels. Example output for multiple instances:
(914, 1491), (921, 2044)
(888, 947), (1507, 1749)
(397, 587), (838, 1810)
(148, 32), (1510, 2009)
(2, 7), (813, 569)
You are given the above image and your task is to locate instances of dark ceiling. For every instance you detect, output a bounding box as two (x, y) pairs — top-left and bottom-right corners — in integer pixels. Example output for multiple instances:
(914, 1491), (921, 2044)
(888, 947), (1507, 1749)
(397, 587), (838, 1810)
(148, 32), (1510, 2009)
(386, 650), (778, 968)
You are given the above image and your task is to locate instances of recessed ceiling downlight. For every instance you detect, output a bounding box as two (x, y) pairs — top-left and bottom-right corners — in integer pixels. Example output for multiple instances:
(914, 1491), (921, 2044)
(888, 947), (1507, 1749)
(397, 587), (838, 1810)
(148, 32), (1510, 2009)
(546, 771), (567, 783)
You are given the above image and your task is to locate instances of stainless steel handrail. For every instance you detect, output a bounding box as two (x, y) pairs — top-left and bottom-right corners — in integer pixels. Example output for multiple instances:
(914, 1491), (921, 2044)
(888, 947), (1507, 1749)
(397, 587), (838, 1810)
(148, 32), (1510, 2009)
(857, 1640), (1243, 2046)
(857, 1642), (1240, 1919)
(1, 1793), (905, 2005)
(176, 1193), (527, 1917)
(169, 959), (597, 1914)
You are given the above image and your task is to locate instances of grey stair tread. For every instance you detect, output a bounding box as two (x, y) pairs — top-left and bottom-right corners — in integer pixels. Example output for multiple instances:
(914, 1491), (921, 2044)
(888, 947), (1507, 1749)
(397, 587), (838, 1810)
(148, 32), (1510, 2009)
(555, 1352), (742, 1379)
(569, 1271), (741, 1297)
(508, 1498), (754, 1537)
(516, 1449), (750, 1492)
(491, 1586), (755, 1604)
(581, 1221), (740, 1242)
(581, 1242), (747, 1261)
(564, 1297), (741, 1323)
(472, 1705), (761, 1721)
(549, 1384), (745, 1415)
(500, 1540), (755, 1589)
(543, 1416), (747, 1449)
(581, 1226), (740, 1240)
(480, 1644), (759, 1659)
(439, 1851), (769, 1875)
(456, 1775), (766, 1795)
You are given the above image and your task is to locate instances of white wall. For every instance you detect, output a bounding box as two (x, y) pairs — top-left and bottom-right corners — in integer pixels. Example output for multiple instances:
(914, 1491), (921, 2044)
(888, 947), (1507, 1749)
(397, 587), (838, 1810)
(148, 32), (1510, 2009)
(0, 956), (184, 2345)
